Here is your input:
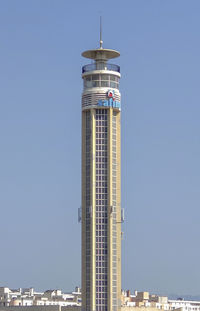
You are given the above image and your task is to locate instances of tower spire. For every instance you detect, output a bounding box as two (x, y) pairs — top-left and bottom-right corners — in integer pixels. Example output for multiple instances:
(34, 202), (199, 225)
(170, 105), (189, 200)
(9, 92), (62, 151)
(100, 16), (103, 48)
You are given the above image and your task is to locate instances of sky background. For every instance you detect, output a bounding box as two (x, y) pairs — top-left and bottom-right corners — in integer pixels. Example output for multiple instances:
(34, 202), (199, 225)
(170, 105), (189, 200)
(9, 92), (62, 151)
(0, 0), (200, 297)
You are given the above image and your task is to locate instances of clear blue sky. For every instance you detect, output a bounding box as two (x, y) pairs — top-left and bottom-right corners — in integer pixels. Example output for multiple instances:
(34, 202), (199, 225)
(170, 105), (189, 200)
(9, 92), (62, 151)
(0, 0), (200, 296)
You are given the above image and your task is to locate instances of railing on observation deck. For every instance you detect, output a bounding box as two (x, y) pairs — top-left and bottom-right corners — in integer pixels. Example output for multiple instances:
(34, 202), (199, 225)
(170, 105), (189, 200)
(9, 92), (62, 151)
(82, 63), (120, 74)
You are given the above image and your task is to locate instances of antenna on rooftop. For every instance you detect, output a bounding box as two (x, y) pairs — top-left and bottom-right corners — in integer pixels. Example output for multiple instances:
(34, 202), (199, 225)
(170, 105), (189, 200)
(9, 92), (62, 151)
(100, 16), (103, 49)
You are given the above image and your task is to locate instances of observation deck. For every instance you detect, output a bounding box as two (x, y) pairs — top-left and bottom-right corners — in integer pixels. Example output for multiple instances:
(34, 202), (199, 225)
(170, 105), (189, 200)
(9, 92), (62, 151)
(82, 63), (120, 74)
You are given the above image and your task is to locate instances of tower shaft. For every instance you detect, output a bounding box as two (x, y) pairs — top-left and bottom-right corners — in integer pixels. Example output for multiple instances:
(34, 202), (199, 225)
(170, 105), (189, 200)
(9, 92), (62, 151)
(81, 47), (122, 311)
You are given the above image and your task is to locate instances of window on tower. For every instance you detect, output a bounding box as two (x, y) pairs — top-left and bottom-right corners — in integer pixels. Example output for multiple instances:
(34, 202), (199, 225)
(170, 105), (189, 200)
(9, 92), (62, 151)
(83, 74), (119, 89)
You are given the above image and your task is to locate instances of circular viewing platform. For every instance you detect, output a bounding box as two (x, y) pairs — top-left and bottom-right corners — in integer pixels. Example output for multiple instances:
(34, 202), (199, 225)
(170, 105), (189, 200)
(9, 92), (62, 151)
(82, 63), (120, 74)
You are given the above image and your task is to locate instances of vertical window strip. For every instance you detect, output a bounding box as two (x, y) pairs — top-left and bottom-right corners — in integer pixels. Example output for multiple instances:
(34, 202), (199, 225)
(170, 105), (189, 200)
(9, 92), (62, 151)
(112, 112), (117, 311)
(95, 109), (108, 311)
(85, 111), (91, 311)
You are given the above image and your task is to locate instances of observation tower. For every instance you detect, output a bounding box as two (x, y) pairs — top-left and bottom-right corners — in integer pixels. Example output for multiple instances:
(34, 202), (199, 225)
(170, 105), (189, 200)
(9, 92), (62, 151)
(80, 29), (123, 311)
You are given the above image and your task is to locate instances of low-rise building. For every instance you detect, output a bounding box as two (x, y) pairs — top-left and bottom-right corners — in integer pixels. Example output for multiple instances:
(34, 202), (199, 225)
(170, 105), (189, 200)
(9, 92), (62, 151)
(0, 287), (81, 308)
(1, 286), (200, 311)
(121, 290), (200, 311)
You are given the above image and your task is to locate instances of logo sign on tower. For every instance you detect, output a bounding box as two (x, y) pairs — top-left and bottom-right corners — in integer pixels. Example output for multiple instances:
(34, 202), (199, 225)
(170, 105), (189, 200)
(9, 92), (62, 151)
(98, 90), (121, 110)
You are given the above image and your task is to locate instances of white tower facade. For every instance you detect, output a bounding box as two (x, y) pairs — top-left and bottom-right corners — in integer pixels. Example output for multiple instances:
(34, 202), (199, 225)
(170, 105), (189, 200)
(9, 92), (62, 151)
(81, 40), (122, 311)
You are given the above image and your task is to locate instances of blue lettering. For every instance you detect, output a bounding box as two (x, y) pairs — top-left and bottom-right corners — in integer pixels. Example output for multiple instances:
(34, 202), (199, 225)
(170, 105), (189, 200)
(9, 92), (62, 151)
(98, 99), (121, 110)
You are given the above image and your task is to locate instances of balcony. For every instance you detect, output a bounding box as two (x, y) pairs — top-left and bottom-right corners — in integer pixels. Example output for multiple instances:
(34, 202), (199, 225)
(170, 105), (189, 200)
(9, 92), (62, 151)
(82, 63), (120, 74)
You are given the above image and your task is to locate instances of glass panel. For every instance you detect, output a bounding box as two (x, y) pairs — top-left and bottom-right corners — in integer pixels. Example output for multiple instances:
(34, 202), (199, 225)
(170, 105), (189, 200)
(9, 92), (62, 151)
(101, 81), (109, 87)
(96, 62), (107, 70)
(110, 75), (115, 81)
(92, 74), (100, 80)
(92, 81), (100, 87)
(110, 82), (118, 89)
(101, 74), (109, 81)
(85, 80), (93, 88)
(110, 75), (119, 82)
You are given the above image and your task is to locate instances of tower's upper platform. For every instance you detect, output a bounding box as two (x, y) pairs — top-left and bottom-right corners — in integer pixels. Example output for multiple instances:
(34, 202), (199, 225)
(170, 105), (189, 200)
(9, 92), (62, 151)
(81, 25), (121, 111)
(82, 48), (120, 74)
(82, 48), (120, 61)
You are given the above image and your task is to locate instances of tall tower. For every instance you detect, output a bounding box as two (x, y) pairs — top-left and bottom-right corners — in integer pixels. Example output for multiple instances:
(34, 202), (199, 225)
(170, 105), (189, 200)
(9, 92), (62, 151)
(81, 32), (122, 311)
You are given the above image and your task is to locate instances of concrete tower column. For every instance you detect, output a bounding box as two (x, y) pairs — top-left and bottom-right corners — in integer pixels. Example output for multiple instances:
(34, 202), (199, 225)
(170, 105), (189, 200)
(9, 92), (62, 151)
(81, 41), (122, 311)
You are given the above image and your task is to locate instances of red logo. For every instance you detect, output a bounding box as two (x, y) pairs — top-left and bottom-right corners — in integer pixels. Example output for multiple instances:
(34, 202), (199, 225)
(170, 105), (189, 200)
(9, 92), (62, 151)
(107, 90), (115, 100)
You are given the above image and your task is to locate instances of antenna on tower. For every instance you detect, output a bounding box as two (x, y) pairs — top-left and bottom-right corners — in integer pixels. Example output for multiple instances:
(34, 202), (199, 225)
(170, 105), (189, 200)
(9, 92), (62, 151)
(100, 16), (103, 49)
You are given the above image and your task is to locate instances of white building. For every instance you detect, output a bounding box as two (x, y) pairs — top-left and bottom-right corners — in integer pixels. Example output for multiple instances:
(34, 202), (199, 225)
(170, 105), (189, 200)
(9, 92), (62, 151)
(0, 287), (81, 307)
(168, 300), (200, 311)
